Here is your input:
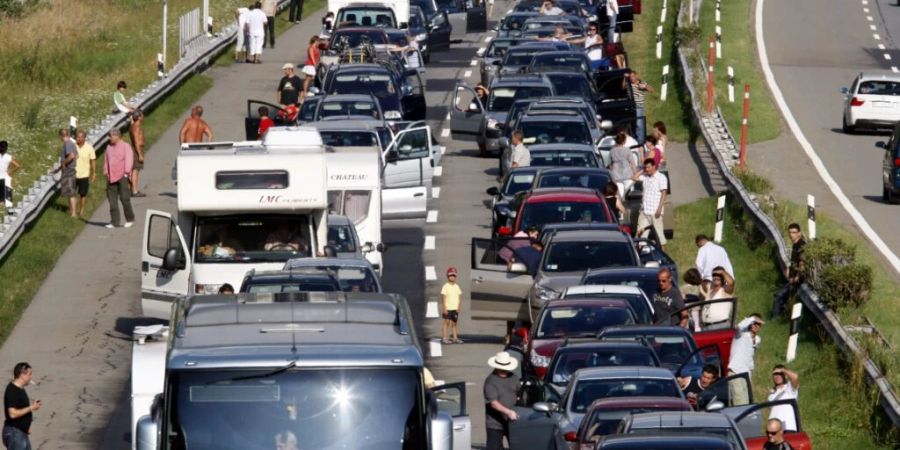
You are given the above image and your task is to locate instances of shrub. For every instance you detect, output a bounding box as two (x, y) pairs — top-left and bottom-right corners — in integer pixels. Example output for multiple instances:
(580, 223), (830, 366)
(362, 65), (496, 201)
(733, 167), (773, 195)
(802, 237), (873, 310)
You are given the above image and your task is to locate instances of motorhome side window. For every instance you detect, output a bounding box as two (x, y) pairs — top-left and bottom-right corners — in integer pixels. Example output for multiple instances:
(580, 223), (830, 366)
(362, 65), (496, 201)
(195, 215), (312, 262)
(215, 171), (289, 190)
(328, 190), (371, 225)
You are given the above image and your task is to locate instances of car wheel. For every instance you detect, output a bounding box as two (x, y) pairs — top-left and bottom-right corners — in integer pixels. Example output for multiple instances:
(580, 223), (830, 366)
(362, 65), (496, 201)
(478, 140), (488, 157)
(884, 186), (890, 202)
(842, 115), (854, 134)
(887, 187), (897, 204)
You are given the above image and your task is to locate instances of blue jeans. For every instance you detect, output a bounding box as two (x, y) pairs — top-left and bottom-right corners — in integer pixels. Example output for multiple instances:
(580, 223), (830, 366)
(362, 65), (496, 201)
(607, 13), (617, 42)
(2, 426), (31, 450)
(635, 105), (646, 141)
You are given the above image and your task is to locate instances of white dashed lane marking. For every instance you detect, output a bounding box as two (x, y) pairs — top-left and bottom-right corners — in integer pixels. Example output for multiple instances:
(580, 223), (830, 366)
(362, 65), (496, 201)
(464, 70), (472, 77)
(425, 265), (437, 280)
(432, 187), (441, 198)
(870, 24), (877, 31)
(429, 339), (442, 357)
(878, 44), (886, 50)
(441, 128), (450, 137)
(893, 66), (899, 73)
(867, 15), (873, 21)
(874, 34), (881, 40)
(426, 301), (440, 318)
(424, 235), (435, 250)
(886, 54), (893, 61)
(426, 210), (439, 223)
(470, 59), (478, 66)
(864, 7), (869, 12)
(434, 166), (443, 177)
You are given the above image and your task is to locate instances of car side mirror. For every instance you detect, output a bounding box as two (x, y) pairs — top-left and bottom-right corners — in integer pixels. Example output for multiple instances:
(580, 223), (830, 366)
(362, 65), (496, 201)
(162, 248), (183, 271)
(376, 242), (386, 252)
(486, 186), (500, 196)
(600, 120), (613, 130)
(876, 141), (887, 149)
(509, 262), (529, 274)
(498, 137), (511, 149)
(839, 87), (849, 95)
(309, 86), (321, 95)
(362, 242), (374, 253)
(705, 399), (725, 412)
(532, 402), (555, 416)
(400, 22), (409, 29)
(491, 59), (502, 66)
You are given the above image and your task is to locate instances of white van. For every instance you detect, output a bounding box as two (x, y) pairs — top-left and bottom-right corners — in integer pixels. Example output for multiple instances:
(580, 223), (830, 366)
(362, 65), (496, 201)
(140, 129), (329, 319)
(329, 0), (410, 27)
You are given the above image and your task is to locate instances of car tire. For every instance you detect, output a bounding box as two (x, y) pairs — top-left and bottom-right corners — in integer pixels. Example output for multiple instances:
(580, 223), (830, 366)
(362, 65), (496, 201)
(842, 115), (854, 134)
(886, 186), (896, 204)
(884, 186), (890, 202)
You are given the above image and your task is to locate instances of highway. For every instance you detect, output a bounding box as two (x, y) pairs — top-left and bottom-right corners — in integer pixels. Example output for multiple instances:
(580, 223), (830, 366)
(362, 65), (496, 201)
(758, 0), (900, 270)
(0, 3), (717, 449)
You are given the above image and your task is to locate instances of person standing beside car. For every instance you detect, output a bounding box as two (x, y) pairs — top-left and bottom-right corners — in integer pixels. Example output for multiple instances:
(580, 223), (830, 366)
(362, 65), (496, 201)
(767, 365), (800, 432)
(631, 158), (668, 250)
(727, 314), (764, 405)
(763, 419), (794, 450)
(484, 351), (520, 450)
(3, 362), (40, 450)
(609, 131), (637, 200)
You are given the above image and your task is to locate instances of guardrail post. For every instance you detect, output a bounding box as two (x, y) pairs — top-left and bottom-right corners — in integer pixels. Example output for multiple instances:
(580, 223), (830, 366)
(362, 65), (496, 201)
(739, 84), (750, 169)
(656, 26), (663, 59)
(727, 66), (735, 103)
(707, 37), (715, 114)
(807, 195), (816, 240)
(786, 302), (803, 362)
(714, 194), (726, 242)
(660, 65), (670, 102)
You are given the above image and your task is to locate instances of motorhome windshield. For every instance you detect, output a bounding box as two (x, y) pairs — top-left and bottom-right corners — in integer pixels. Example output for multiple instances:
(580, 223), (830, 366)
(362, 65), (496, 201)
(166, 368), (425, 450)
(337, 8), (397, 28)
(195, 215), (312, 263)
(328, 190), (372, 226)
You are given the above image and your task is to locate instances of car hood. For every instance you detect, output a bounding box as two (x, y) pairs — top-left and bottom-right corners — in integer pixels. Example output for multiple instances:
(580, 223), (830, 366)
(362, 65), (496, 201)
(535, 272), (585, 294)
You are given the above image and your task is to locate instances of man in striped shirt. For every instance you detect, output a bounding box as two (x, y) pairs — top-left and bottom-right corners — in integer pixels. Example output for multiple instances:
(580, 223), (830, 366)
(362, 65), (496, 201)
(627, 71), (654, 142)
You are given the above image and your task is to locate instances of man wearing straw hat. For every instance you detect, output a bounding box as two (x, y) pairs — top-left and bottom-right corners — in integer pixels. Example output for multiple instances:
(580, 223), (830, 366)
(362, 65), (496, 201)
(484, 351), (520, 450)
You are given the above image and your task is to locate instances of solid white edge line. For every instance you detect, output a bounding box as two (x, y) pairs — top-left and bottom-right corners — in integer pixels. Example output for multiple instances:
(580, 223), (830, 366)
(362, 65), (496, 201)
(424, 235), (436, 250)
(426, 301), (440, 318)
(432, 187), (441, 198)
(434, 166), (443, 177)
(425, 265), (437, 280)
(756, 0), (900, 274)
(464, 70), (473, 77)
(426, 210), (439, 223)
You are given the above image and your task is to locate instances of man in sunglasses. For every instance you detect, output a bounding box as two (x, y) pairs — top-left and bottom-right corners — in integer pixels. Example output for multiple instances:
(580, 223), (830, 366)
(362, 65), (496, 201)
(567, 24), (606, 71)
(763, 418), (794, 450)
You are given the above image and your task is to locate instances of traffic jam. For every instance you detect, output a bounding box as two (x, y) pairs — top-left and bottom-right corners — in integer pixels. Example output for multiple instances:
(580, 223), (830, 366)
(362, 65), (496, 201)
(128, 0), (811, 448)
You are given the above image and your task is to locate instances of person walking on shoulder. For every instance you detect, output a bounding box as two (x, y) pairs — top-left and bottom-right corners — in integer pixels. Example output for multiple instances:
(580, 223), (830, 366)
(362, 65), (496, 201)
(103, 130), (135, 229)
(3, 362), (40, 450)
(627, 71), (653, 141)
(300, 36), (321, 103)
(247, 2), (268, 63)
(727, 314), (764, 405)
(441, 267), (464, 344)
(0, 141), (20, 209)
(53, 129), (78, 218)
(129, 110), (146, 197)
(289, 0), (304, 22)
(772, 223), (805, 318)
(484, 351), (520, 450)
(179, 106), (213, 144)
(631, 158), (668, 249)
(73, 130), (96, 218)
(509, 130), (530, 169)
(695, 234), (734, 283)
(261, 0), (276, 48)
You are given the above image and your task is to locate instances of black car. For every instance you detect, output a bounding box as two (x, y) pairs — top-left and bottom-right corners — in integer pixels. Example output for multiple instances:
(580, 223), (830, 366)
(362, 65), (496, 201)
(486, 166), (542, 236)
(879, 123), (900, 203)
(479, 37), (538, 86)
(593, 68), (637, 132)
(498, 42), (569, 77)
(595, 434), (734, 450)
(496, 12), (540, 38)
(321, 63), (426, 121)
(408, 5), (452, 63)
(531, 167), (611, 193)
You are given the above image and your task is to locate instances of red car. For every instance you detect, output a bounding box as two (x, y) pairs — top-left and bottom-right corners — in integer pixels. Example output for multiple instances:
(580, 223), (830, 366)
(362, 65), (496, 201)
(498, 187), (618, 237)
(525, 299), (637, 379)
(573, 396), (693, 450)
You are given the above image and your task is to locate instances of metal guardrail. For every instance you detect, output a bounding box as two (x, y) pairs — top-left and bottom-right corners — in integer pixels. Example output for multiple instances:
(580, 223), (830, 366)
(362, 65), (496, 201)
(0, 0), (291, 263)
(675, 0), (900, 428)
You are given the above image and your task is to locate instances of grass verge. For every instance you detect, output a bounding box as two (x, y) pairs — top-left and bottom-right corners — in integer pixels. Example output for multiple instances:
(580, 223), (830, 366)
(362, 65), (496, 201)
(670, 197), (898, 448)
(0, 74), (213, 340)
(696, 0), (780, 143)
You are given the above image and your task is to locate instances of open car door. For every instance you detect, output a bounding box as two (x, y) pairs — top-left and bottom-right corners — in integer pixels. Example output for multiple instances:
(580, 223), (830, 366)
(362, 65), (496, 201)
(430, 382), (472, 450)
(450, 84), (484, 141)
(244, 100), (290, 140)
(440, 0), (468, 41)
(509, 402), (560, 450)
(382, 126), (431, 219)
(427, 11), (453, 52)
(667, 298), (737, 371)
(693, 371), (753, 412)
(726, 399), (811, 450)
(401, 69), (428, 121)
(470, 237), (533, 321)
(141, 210), (191, 320)
(465, 0), (487, 33)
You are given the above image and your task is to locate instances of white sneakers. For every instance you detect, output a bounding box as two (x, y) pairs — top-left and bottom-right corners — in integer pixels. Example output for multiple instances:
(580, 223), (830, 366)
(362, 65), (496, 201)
(106, 222), (134, 229)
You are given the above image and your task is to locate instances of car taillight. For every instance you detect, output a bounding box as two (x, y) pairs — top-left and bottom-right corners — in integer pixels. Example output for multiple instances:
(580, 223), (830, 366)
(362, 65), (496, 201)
(620, 224), (632, 235)
(894, 158), (900, 168)
(564, 431), (577, 442)
(850, 97), (865, 107)
(498, 226), (512, 236)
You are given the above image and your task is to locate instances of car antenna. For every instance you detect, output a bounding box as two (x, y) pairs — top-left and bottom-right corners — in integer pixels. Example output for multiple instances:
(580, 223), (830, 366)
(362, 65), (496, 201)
(290, 298), (297, 354)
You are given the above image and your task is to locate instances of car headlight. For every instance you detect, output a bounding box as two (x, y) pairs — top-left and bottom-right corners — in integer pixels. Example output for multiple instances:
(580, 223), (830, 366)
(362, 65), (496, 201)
(195, 283), (223, 294)
(415, 33), (427, 41)
(530, 348), (551, 368)
(487, 118), (499, 129)
(385, 110), (402, 119)
(485, 64), (498, 72)
(534, 285), (560, 303)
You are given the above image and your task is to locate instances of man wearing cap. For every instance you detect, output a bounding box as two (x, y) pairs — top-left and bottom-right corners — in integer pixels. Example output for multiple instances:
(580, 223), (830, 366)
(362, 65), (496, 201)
(277, 64), (303, 107)
(727, 314), (765, 405)
(484, 351), (520, 450)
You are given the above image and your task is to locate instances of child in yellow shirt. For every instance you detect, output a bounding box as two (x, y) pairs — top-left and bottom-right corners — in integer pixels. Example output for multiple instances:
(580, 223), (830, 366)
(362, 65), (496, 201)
(441, 267), (463, 344)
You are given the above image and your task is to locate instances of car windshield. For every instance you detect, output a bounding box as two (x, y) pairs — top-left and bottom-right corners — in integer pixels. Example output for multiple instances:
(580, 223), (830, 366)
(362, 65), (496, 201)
(283, 264), (381, 292)
(543, 241), (635, 272)
(336, 9), (396, 27)
(245, 278), (340, 293)
(502, 15), (532, 30)
(503, 172), (536, 195)
(412, 0), (436, 18)
(529, 151), (598, 167)
(571, 378), (680, 412)
(486, 41), (514, 58)
(583, 408), (679, 443)
(549, 349), (657, 385)
(330, 74), (397, 100)
(563, 292), (653, 325)
(408, 12), (425, 29)
(603, 333), (696, 367)
(857, 80), (900, 96)
(530, 54), (588, 72)
(327, 224), (357, 253)
(524, 20), (567, 30)
(627, 428), (742, 450)
(195, 216), (312, 262)
(583, 273), (657, 300)
(488, 86), (553, 111)
(328, 190), (373, 226)
(386, 32), (410, 46)
(520, 201), (606, 229)
(537, 172), (609, 190)
(547, 75), (595, 100)
(319, 101), (380, 119)
(522, 121), (592, 144)
(331, 30), (389, 47)
(319, 131), (379, 147)
(168, 368), (425, 450)
(536, 306), (634, 338)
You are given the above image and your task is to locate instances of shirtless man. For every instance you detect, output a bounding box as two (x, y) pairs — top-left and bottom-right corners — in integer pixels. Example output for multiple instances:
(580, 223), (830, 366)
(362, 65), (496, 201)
(179, 105), (213, 144)
(129, 110), (146, 196)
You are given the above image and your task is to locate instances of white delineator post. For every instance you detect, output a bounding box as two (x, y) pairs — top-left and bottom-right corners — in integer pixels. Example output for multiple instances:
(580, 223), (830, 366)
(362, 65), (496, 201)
(715, 25), (722, 59)
(727, 66), (735, 103)
(161, 0), (168, 75)
(715, 0), (721, 22)
(807, 194), (817, 240)
(786, 302), (803, 363)
(714, 194), (726, 242)
(203, 0), (210, 34)
(661, 65), (670, 102)
(69, 116), (77, 136)
(157, 53), (165, 78)
(656, 26), (663, 59)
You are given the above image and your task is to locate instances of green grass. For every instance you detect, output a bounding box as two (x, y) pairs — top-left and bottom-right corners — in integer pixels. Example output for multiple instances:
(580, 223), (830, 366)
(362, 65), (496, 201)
(623, 0), (696, 142)
(0, 74), (213, 340)
(669, 197), (898, 448)
(697, 0), (780, 143)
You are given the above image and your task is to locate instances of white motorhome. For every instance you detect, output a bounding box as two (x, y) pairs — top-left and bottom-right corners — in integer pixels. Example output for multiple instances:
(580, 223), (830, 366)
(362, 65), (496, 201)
(140, 129), (329, 319)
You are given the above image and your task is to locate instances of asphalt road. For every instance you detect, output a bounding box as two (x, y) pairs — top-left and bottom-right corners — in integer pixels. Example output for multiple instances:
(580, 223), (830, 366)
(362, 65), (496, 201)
(759, 0), (900, 263)
(0, 4), (716, 449)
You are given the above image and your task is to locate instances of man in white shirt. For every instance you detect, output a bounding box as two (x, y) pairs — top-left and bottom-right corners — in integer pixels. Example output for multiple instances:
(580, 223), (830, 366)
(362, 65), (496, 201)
(605, 0), (619, 43)
(728, 315), (764, 405)
(631, 158), (668, 249)
(568, 24), (605, 70)
(540, 0), (565, 15)
(695, 234), (734, 280)
(767, 365), (800, 432)
(247, 2), (268, 63)
(235, 6), (250, 62)
(509, 130), (531, 169)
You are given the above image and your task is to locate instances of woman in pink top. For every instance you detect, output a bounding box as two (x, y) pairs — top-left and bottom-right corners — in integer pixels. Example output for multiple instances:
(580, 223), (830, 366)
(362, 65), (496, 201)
(643, 134), (663, 167)
(300, 36), (321, 103)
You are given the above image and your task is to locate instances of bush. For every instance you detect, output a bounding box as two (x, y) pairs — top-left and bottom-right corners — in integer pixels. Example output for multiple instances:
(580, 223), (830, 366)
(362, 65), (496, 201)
(802, 237), (873, 310)
(733, 167), (773, 195)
